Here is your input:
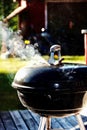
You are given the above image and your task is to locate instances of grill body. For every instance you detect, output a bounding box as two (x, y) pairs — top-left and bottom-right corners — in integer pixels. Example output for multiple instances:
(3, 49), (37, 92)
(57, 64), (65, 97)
(12, 63), (87, 116)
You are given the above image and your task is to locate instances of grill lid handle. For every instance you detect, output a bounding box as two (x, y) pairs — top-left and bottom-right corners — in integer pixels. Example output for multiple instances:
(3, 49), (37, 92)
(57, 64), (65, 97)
(48, 44), (63, 65)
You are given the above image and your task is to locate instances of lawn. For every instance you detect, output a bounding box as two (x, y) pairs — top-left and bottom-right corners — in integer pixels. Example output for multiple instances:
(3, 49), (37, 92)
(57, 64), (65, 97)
(0, 58), (29, 111)
(0, 56), (86, 111)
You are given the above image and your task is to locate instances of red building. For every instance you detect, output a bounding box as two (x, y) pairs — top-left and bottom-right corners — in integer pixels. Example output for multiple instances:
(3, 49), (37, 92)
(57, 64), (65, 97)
(18, 0), (45, 38)
(4, 0), (87, 55)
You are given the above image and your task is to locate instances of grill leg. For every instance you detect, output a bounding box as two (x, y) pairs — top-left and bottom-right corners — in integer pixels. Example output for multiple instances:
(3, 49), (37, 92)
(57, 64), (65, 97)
(45, 117), (51, 130)
(75, 113), (86, 130)
(38, 116), (51, 130)
(38, 114), (85, 130)
(38, 117), (47, 130)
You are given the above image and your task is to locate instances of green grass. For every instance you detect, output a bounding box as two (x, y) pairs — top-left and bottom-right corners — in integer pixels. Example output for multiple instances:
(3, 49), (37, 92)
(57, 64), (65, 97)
(0, 58), (29, 111)
(0, 56), (86, 111)
(62, 55), (85, 64)
(43, 55), (85, 64)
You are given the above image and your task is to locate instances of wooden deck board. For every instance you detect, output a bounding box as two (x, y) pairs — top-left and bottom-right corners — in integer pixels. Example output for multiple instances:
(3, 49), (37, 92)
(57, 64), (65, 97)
(28, 110), (40, 126)
(51, 118), (65, 129)
(0, 117), (6, 130)
(65, 115), (78, 126)
(57, 117), (74, 129)
(19, 110), (38, 130)
(9, 110), (29, 130)
(0, 109), (86, 130)
(0, 111), (17, 130)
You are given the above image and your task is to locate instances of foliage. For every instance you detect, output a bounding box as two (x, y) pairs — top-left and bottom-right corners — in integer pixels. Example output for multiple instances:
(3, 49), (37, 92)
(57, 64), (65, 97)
(0, 0), (18, 31)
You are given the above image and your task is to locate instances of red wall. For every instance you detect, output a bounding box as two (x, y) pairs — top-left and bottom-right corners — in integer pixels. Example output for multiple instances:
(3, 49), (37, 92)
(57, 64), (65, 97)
(19, 0), (45, 39)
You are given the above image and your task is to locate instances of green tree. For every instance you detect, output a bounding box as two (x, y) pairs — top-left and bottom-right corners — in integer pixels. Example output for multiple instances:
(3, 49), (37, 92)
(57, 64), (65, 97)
(0, 0), (18, 31)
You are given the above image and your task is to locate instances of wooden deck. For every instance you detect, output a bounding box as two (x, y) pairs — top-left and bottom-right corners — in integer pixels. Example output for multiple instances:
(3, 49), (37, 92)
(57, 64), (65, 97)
(0, 109), (87, 130)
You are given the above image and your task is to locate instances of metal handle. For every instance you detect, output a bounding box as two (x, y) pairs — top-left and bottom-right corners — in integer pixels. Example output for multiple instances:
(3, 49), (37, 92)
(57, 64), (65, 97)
(49, 44), (61, 65)
(50, 44), (61, 52)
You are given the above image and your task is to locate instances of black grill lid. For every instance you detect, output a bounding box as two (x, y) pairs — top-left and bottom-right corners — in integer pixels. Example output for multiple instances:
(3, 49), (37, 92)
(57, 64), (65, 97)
(12, 63), (87, 92)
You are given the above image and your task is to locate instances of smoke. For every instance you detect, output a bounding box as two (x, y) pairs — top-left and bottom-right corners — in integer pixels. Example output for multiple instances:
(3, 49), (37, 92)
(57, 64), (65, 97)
(0, 21), (50, 66)
(0, 21), (40, 60)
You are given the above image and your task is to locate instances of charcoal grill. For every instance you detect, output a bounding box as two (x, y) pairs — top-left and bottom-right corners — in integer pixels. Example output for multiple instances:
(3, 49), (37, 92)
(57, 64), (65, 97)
(12, 45), (87, 130)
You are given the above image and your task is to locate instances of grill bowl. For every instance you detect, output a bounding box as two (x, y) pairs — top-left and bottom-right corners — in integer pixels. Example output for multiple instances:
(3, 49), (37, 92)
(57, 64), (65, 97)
(12, 63), (87, 116)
